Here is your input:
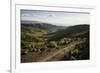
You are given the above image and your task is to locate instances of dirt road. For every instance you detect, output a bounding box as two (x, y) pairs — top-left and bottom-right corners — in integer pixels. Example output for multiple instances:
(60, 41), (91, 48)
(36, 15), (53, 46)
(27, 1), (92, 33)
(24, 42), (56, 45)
(38, 40), (86, 62)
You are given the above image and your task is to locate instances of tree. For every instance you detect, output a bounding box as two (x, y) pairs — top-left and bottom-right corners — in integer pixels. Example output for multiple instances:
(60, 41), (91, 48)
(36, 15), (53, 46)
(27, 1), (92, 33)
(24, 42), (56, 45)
(47, 41), (57, 48)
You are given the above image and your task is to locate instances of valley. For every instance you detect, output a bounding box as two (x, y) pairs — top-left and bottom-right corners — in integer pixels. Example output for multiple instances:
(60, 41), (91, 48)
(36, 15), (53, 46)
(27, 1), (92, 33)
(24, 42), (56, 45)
(21, 22), (90, 63)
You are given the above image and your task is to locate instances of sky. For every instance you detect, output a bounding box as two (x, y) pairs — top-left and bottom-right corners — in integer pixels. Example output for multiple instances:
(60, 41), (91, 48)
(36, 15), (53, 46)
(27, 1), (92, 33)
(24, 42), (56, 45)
(21, 10), (90, 26)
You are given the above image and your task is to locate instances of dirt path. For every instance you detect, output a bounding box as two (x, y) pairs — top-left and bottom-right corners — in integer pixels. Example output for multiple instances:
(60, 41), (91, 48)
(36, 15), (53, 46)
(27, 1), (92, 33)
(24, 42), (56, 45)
(38, 40), (85, 62)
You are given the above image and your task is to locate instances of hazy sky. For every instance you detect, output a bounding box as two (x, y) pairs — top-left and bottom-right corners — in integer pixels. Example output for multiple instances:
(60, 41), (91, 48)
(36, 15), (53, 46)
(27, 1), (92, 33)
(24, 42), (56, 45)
(21, 10), (90, 26)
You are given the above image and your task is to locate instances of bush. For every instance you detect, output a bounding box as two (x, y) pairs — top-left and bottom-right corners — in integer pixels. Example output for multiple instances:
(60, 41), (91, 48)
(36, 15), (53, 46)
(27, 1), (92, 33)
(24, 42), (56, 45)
(58, 39), (64, 45)
(47, 41), (57, 48)
(58, 38), (68, 46)
(21, 41), (30, 49)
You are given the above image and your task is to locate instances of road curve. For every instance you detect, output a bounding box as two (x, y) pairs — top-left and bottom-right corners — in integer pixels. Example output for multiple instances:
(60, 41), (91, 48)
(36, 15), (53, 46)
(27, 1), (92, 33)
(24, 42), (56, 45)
(37, 40), (85, 62)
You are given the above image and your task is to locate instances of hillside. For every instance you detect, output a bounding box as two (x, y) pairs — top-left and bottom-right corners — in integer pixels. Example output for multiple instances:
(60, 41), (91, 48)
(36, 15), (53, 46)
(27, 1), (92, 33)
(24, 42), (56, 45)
(21, 23), (90, 63)
(46, 24), (89, 41)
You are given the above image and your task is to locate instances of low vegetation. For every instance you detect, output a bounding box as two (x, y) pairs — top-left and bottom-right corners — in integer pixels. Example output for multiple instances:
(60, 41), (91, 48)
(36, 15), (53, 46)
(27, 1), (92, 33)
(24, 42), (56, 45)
(21, 23), (90, 63)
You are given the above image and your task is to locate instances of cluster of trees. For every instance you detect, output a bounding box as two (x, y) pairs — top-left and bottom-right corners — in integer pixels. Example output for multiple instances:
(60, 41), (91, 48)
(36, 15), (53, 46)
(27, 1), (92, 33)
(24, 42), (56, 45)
(21, 39), (62, 55)
(61, 38), (89, 60)
(21, 37), (84, 56)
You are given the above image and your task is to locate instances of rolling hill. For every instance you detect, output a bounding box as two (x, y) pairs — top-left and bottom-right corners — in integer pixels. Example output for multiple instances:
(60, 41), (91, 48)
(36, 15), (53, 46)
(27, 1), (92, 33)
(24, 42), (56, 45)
(46, 24), (89, 41)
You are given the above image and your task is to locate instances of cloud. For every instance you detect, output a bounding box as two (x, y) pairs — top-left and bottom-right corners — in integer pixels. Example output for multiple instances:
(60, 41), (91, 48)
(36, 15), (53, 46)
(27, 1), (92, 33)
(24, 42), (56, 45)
(21, 10), (90, 26)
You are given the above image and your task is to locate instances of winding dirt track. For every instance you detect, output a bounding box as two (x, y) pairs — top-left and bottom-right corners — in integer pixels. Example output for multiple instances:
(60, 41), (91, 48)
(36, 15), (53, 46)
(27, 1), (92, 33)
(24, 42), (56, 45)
(38, 40), (85, 62)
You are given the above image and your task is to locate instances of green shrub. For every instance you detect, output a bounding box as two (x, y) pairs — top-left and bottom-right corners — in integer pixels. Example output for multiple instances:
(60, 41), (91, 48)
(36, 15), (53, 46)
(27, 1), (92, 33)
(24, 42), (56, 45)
(47, 41), (57, 48)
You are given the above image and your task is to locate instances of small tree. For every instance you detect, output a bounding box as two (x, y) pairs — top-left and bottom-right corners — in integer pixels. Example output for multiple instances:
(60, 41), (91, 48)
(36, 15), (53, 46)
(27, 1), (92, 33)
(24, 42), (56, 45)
(58, 39), (66, 46)
(48, 41), (57, 48)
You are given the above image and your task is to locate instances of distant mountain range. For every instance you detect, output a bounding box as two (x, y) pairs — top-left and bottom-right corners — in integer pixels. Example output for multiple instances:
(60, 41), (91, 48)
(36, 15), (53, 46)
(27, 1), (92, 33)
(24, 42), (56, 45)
(21, 20), (66, 31)
(21, 20), (42, 24)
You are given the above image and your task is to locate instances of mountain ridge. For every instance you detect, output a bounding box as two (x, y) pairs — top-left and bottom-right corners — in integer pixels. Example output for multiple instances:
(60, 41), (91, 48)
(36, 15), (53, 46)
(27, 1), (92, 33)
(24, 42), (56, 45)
(46, 24), (89, 41)
(21, 20), (66, 31)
